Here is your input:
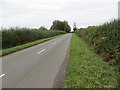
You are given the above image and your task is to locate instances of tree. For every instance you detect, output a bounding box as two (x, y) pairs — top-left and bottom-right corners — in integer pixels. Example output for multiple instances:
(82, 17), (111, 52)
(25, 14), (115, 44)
(73, 22), (77, 32)
(39, 26), (47, 30)
(50, 20), (71, 33)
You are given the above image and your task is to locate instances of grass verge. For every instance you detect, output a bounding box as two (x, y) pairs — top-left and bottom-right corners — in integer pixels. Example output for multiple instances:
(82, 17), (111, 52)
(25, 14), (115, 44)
(64, 34), (118, 88)
(0, 34), (64, 56)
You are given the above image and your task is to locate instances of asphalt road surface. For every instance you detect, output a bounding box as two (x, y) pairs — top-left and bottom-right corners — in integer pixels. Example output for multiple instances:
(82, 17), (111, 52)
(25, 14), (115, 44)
(2, 33), (72, 88)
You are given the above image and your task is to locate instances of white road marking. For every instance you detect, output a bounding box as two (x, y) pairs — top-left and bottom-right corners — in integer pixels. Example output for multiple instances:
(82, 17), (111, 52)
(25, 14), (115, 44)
(38, 49), (46, 54)
(0, 74), (5, 78)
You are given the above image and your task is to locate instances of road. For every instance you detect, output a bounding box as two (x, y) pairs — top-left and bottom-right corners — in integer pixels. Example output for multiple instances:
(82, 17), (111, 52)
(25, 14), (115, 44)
(2, 34), (72, 88)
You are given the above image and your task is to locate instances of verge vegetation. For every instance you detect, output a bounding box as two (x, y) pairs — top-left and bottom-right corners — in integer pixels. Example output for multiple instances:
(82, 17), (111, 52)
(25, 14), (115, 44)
(75, 20), (120, 71)
(65, 34), (118, 88)
(1, 27), (66, 49)
(0, 34), (64, 56)
(0, 27), (66, 56)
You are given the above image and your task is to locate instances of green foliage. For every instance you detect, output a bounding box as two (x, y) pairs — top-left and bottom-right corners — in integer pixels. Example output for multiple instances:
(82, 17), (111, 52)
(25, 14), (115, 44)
(65, 34), (118, 88)
(75, 20), (120, 69)
(38, 26), (47, 30)
(0, 34), (63, 56)
(50, 20), (71, 33)
(73, 27), (77, 32)
(1, 27), (66, 49)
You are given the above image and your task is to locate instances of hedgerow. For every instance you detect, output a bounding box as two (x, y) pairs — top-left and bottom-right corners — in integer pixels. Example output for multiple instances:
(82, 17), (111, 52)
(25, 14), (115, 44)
(75, 20), (120, 70)
(1, 27), (66, 49)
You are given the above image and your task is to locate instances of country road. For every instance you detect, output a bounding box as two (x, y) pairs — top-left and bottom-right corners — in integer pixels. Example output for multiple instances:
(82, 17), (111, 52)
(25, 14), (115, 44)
(2, 33), (72, 88)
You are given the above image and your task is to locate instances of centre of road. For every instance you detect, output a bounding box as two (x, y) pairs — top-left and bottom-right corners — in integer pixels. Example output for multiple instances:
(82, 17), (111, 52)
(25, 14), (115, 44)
(37, 41), (59, 55)
(37, 49), (46, 54)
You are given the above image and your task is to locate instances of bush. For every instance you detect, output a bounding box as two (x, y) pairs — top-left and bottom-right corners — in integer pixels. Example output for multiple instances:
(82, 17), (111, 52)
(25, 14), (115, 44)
(75, 20), (120, 69)
(1, 27), (66, 49)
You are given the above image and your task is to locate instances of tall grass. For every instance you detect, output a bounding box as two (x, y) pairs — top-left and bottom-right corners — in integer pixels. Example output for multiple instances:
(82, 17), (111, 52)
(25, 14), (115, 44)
(75, 20), (120, 70)
(1, 27), (66, 49)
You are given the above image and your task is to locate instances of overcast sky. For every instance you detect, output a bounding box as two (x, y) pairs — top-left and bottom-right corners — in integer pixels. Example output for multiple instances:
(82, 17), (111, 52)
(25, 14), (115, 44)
(0, 0), (119, 29)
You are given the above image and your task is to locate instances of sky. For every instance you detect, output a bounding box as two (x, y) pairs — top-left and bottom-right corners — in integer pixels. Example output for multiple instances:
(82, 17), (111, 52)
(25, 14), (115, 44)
(0, 0), (119, 29)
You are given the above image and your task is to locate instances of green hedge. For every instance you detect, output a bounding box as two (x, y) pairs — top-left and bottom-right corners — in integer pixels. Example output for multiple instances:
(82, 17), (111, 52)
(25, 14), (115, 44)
(1, 27), (66, 49)
(75, 20), (120, 70)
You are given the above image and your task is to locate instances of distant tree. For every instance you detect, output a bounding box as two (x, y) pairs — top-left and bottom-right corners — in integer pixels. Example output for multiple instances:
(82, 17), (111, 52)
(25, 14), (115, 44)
(39, 26), (47, 30)
(73, 22), (77, 32)
(50, 20), (71, 33)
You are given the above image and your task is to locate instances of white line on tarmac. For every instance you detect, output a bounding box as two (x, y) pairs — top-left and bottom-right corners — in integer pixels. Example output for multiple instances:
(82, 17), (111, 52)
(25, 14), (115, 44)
(37, 49), (46, 54)
(0, 74), (5, 78)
